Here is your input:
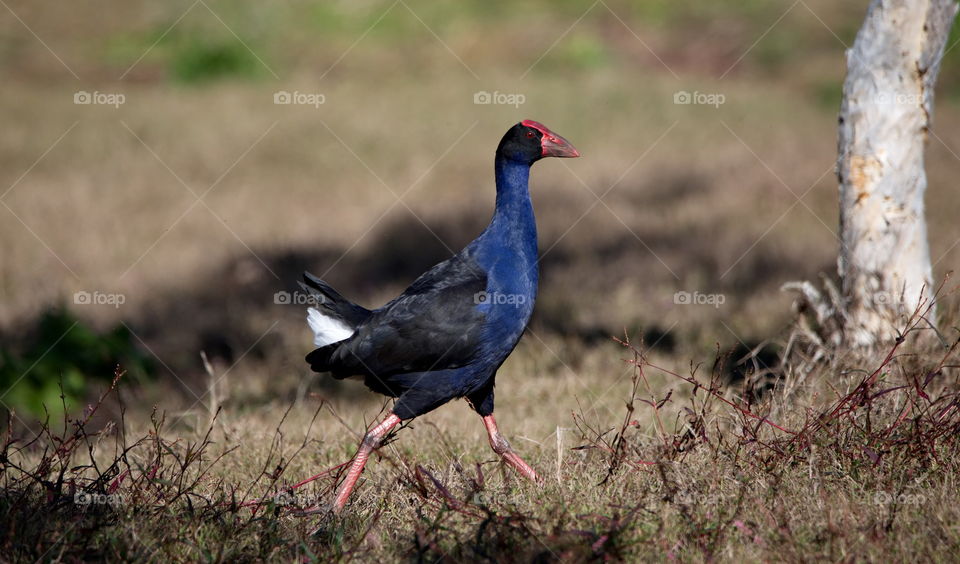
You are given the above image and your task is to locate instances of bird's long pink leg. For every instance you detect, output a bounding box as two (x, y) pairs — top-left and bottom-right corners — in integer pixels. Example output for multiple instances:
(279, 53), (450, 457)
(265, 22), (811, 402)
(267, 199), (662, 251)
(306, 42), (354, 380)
(333, 413), (402, 512)
(482, 414), (541, 483)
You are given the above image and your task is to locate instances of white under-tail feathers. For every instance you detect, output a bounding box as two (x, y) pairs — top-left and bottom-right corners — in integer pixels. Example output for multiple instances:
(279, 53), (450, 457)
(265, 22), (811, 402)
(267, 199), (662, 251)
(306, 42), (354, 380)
(307, 307), (354, 347)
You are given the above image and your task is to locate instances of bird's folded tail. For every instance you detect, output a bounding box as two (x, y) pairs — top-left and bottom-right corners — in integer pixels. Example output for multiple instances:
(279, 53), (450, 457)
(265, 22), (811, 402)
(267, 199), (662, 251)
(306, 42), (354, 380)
(305, 342), (344, 375)
(300, 272), (371, 347)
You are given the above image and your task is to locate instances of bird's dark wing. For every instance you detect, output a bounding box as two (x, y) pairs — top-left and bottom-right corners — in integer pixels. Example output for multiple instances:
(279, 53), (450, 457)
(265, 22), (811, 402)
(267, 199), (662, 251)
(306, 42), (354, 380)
(308, 253), (488, 377)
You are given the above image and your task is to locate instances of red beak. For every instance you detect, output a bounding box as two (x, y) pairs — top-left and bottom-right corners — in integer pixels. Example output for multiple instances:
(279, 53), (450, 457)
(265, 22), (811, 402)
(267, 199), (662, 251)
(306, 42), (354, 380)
(522, 119), (581, 158)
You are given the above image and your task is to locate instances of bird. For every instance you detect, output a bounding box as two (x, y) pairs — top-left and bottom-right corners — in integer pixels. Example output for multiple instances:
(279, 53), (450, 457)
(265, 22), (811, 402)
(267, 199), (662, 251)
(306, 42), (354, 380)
(300, 120), (579, 512)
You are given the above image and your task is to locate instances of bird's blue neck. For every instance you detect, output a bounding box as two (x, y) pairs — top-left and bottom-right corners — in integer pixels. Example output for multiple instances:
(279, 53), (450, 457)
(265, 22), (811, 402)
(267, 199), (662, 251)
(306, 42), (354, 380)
(487, 157), (536, 245)
(468, 155), (539, 360)
(467, 155), (539, 295)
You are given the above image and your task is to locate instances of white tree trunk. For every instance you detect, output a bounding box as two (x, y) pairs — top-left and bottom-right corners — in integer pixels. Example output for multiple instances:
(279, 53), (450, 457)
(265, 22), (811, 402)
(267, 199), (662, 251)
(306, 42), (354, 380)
(836, 0), (956, 346)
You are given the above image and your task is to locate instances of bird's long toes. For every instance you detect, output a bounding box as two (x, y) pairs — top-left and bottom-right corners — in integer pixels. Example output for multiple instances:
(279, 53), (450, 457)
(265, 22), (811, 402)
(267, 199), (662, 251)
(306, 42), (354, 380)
(305, 506), (346, 538)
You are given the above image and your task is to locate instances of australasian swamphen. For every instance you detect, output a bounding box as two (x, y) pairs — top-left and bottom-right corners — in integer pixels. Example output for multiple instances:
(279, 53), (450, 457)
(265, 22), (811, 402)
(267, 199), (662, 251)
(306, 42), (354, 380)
(301, 120), (579, 512)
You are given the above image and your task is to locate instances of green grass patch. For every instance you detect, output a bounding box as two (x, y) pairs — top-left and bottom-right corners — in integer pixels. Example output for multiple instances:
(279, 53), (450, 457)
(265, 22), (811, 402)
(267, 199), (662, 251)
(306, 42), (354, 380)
(0, 308), (153, 418)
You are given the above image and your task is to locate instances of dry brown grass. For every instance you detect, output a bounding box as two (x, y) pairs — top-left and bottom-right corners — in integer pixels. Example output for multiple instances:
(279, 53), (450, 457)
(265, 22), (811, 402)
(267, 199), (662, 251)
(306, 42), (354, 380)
(3, 310), (959, 561)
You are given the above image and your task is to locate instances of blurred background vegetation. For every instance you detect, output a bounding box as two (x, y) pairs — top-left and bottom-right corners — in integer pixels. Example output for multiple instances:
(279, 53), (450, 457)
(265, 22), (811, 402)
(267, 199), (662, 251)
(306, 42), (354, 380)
(1, 0), (959, 422)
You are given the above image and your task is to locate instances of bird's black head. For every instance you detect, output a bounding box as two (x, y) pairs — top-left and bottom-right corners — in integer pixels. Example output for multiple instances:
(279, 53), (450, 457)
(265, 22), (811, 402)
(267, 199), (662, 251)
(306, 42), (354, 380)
(496, 120), (580, 165)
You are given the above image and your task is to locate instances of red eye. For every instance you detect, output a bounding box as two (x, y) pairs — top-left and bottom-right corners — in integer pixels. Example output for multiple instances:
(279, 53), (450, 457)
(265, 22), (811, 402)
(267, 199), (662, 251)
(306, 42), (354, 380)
(526, 131), (535, 138)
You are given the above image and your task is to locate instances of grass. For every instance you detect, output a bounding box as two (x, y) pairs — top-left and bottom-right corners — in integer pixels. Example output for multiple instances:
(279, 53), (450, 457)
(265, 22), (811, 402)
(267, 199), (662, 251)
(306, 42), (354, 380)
(0, 309), (153, 418)
(3, 301), (960, 561)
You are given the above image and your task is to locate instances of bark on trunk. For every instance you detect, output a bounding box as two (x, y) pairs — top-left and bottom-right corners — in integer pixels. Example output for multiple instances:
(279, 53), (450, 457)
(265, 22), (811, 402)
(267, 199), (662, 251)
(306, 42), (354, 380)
(835, 0), (955, 346)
